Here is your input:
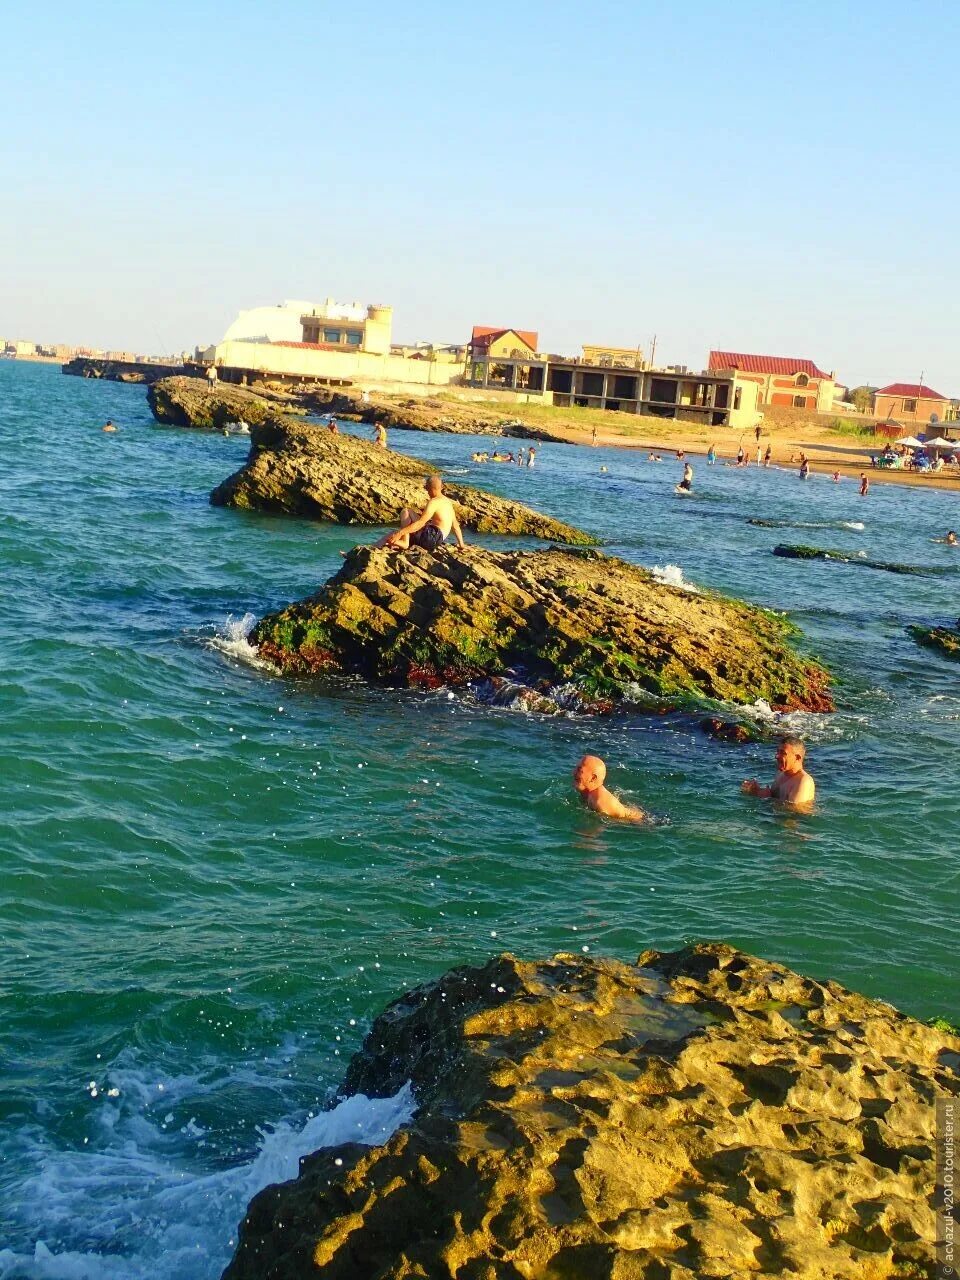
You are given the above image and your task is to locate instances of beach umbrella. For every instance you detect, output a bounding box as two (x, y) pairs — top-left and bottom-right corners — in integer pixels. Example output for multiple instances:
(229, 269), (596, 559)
(895, 435), (925, 447)
(924, 436), (959, 449)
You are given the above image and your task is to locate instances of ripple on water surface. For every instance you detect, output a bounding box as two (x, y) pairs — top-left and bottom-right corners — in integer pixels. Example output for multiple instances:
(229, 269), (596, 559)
(0, 363), (957, 1277)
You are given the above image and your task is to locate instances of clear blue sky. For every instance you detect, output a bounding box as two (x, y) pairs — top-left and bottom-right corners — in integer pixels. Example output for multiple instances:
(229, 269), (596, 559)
(2, 0), (958, 390)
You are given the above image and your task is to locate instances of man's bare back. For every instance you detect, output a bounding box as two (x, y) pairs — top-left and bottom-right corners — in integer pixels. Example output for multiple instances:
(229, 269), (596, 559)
(379, 475), (465, 551)
(573, 754), (645, 823)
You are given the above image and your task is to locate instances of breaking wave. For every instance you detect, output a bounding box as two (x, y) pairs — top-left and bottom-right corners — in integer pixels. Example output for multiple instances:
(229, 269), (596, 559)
(0, 1078), (413, 1280)
(649, 564), (702, 593)
(202, 613), (276, 671)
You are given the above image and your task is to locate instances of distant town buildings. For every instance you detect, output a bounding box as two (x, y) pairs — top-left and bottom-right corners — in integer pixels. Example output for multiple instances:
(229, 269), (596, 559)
(707, 351), (836, 414)
(467, 336), (762, 430)
(873, 382), (954, 424)
(214, 299), (466, 388)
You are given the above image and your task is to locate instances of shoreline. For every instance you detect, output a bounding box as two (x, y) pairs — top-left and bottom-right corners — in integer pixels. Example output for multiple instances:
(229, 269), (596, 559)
(526, 420), (960, 493)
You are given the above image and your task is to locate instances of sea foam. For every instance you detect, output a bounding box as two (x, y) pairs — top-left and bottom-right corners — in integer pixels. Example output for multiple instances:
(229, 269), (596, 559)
(204, 613), (275, 671)
(649, 564), (702, 593)
(0, 1082), (414, 1280)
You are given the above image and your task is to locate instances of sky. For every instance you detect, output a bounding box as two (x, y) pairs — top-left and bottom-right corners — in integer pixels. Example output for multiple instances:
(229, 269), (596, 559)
(1, 0), (958, 391)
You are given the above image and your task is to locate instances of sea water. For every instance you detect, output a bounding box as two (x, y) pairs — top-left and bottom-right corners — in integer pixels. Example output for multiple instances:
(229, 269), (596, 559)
(1, 361), (957, 1277)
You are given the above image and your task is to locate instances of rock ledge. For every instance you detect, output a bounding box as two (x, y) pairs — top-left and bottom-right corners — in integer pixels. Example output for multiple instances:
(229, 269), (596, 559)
(223, 942), (956, 1279)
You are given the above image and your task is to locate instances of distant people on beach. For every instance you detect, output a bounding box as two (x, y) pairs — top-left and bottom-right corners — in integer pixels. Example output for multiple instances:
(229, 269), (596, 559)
(591, 427), (598, 446)
(527, 447), (536, 468)
(206, 364), (218, 391)
(736, 445), (745, 466)
(676, 461), (694, 493)
(516, 447), (525, 466)
(707, 443), (717, 465)
(763, 444), (772, 467)
(799, 456), (810, 480)
(741, 738), (815, 810)
(573, 755), (645, 822)
(376, 475), (465, 552)
(755, 424), (762, 444)
(328, 419), (339, 434)
(374, 422), (387, 448)
(832, 471), (841, 482)
(647, 452), (663, 463)
(859, 473), (870, 496)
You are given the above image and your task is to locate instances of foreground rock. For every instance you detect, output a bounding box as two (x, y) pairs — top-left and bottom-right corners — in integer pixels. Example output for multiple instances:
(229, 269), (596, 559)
(223, 943), (955, 1279)
(253, 544), (834, 711)
(909, 622), (960, 661)
(148, 376), (305, 430)
(211, 417), (593, 544)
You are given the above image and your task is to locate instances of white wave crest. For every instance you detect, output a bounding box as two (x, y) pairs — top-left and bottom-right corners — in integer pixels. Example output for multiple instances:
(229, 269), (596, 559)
(0, 1082), (414, 1280)
(840, 521), (865, 531)
(649, 564), (701, 594)
(205, 613), (274, 671)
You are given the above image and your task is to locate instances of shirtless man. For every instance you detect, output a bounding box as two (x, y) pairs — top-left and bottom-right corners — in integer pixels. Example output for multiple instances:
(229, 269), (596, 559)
(380, 475), (465, 551)
(741, 738), (815, 810)
(572, 755), (645, 822)
(677, 461), (694, 492)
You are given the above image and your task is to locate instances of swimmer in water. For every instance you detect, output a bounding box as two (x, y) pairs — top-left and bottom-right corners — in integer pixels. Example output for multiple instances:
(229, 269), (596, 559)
(741, 738), (815, 811)
(859, 473), (870, 496)
(374, 422), (387, 448)
(572, 755), (645, 822)
(707, 444), (717, 464)
(102, 421), (117, 432)
(933, 530), (958, 545)
(676, 461), (694, 492)
(832, 471), (840, 482)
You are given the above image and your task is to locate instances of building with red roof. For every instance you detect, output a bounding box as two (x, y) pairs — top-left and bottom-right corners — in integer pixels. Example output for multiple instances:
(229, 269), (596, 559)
(708, 350), (837, 413)
(874, 382), (953, 425)
(470, 326), (539, 359)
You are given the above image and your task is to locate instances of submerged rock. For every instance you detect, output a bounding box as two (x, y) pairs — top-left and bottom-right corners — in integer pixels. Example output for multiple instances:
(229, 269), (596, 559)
(909, 623), (960, 661)
(222, 943), (955, 1279)
(148, 376), (303, 431)
(210, 416), (593, 544)
(253, 544), (834, 711)
(773, 544), (947, 576)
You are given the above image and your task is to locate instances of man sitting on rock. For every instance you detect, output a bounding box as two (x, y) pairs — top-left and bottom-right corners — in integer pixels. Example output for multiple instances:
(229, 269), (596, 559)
(741, 737), (815, 810)
(379, 475), (465, 552)
(573, 755), (645, 822)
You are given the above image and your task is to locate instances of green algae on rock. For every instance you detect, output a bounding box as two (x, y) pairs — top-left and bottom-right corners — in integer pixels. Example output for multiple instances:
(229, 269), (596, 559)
(773, 543), (947, 576)
(253, 544), (834, 711)
(222, 943), (956, 1280)
(210, 416), (594, 544)
(908, 623), (960, 661)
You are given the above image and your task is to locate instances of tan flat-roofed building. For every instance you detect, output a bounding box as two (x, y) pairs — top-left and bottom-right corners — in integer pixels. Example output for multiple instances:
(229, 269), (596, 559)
(467, 352), (761, 429)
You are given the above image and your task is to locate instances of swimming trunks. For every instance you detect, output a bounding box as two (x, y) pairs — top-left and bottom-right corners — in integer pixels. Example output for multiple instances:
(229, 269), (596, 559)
(411, 523), (445, 550)
(678, 479), (692, 491)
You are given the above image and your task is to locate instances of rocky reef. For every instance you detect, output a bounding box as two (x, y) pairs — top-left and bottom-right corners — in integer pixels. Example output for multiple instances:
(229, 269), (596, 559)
(253, 544), (833, 711)
(148, 376), (304, 431)
(773, 544), (946, 577)
(909, 623), (960, 661)
(210, 417), (593, 544)
(222, 943), (956, 1279)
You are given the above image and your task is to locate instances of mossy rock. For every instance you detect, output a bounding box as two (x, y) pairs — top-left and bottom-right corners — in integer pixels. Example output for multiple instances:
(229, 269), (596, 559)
(908, 624), (960, 661)
(774, 544), (946, 576)
(253, 544), (834, 712)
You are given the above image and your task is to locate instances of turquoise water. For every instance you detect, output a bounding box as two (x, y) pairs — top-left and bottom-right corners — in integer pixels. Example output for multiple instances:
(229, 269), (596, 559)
(1, 360), (957, 1277)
